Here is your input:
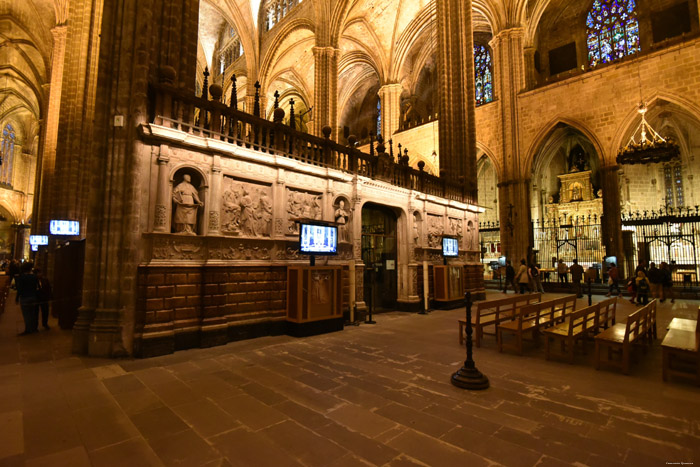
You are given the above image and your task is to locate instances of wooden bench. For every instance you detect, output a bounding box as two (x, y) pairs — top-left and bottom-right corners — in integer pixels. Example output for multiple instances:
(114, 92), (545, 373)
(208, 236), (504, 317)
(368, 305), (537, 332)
(543, 303), (599, 363)
(458, 293), (541, 347)
(594, 297), (617, 334)
(594, 300), (656, 374)
(497, 295), (577, 355)
(661, 307), (700, 385)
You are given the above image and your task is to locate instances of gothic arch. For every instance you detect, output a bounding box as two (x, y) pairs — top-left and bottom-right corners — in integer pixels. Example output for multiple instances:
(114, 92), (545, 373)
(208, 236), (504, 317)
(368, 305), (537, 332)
(525, 118), (607, 175)
(477, 142), (502, 182)
(339, 17), (389, 79)
(393, 3), (436, 83)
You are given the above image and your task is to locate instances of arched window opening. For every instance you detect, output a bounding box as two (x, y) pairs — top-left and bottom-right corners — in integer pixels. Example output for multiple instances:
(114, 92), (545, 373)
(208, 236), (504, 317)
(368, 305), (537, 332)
(264, 0), (303, 31)
(0, 124), (15, 186)
(586, 0), (640, 68)
(376, 98), (382, 136)
(474, 45), (493, 106)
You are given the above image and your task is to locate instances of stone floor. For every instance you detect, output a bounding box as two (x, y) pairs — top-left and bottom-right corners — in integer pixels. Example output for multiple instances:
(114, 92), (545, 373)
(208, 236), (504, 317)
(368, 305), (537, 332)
(0, 291), (699, 466)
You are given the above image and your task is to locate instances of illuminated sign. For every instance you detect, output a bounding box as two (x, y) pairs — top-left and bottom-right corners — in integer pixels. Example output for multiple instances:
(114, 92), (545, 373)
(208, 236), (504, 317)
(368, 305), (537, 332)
(29, 235), (49, 246)
(49, 220), (80, 236)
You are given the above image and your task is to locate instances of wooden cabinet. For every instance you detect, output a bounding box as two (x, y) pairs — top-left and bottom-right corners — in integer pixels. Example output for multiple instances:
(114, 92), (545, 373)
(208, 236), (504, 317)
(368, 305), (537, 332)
(287, 266), (342, 332)
(433, 265), (464, 302)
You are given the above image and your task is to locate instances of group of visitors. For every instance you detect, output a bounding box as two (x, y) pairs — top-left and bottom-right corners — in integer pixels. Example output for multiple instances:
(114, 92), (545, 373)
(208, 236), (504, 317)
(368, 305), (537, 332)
(7, 261), (53, 335)
(626, 260), (674, 306)
(502, 259), (545, 295)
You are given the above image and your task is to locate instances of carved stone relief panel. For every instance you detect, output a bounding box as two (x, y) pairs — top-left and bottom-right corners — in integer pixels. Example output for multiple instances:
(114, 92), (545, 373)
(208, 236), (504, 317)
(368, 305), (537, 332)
(449, 217), (463, 240)
(286, 189), (322, 234)
(427, 214), (443, 248)
(221, 177), (273, 237)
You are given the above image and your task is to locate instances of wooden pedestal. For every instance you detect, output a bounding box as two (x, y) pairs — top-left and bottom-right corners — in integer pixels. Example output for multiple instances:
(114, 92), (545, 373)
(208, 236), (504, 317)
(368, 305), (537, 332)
(433, 265), (464, 308)
(287, 266), (343, 336)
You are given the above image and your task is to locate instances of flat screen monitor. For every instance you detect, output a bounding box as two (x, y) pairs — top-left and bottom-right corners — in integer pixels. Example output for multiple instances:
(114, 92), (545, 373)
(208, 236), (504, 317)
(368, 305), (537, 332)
(498, 256), (507, 267)
(442, 237), (459, 257)
(31, 244), (39, 252)
(50, 220), (80, 236)
(29, 235), (49, 246)
(299, 223), (338, 255)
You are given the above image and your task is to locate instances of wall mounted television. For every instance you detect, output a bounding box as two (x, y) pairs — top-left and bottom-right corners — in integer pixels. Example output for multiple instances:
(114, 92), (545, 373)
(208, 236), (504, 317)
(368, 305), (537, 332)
(49, 220), (80, 236)
(29, 235), (49, 246)
(442, 237), (459, 257)
(299, 222), (338, 255)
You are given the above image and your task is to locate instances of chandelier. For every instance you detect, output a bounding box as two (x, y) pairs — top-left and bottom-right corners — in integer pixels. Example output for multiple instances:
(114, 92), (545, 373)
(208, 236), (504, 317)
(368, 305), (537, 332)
(616, 103), (680, 165)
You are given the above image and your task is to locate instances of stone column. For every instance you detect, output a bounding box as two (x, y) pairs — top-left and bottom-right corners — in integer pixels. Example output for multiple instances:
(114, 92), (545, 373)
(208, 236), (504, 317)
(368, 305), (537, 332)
(378, 83), (402, 140)
(490, 28), (531, 264)
(312, 46), (339, 139)
(600, 165), (625, 275)
(436, 0), (477, 194)
(208, 157), (223, 236)
(153, 147), (171, 233)
(498, 179), (532, 264)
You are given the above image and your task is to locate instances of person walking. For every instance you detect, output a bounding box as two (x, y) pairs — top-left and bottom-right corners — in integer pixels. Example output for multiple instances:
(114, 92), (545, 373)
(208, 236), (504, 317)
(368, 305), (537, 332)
(569, 259), (584, 298)
(635, 270), (650, 305)
(557, 259), (568, 284)
(529, 263), (545, 294)
(503, 261), (517, 294)
(15, 262), (40, 335)
(34, 268), (52, 330)
(515, 259), (530, 294)
(606, 263), (622, 297)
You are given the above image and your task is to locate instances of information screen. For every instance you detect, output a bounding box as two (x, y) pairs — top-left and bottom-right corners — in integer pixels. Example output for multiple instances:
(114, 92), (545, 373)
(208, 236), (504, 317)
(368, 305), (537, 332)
(299, 223), (338, 255)
(49, 220), (80, 236)
(29, 235), (49, 246)
(442, 237), (459, 257)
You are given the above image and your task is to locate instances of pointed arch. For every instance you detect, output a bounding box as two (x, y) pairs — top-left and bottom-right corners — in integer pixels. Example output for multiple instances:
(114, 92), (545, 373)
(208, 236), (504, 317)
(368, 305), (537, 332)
(258, 18), (316, 91)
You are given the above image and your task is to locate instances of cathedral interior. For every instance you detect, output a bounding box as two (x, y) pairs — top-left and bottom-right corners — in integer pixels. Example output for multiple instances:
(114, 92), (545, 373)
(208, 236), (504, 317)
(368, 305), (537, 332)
(1, 0), (700, 464)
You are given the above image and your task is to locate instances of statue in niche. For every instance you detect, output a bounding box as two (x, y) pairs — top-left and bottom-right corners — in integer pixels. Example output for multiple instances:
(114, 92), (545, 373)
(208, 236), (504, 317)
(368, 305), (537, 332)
(568, 145), (588, 173)
(334, 200), (350, 242)
(570, 182), (583, 201)
(172, 174), (202, 235)
(466, 220), (475, 250)
(413, 213), (421, 243)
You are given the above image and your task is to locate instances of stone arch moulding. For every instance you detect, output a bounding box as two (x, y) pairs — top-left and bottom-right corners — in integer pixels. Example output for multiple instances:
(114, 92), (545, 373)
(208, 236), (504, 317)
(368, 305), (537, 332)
(169, 164), (210, 188)
(476, 141), (502, 183)
(258, 19), (316, 92)
(609, 92), (700, 162)
(392, 3), (436, 83)
(524, 117), (607, 175)
(202, 0), (259, 79)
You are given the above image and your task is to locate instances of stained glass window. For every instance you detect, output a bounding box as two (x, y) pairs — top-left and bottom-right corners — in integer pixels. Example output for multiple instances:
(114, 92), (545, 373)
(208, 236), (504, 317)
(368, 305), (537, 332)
(1, 124), (15, 186)
(474, 45), (493, 106)
(664, 165), (684, 208)
(376, 98), (382, 136)
(586, 0), (639, 68)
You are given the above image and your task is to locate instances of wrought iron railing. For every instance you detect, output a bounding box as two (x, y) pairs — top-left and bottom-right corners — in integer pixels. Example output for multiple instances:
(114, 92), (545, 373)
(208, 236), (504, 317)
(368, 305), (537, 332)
(148, 79), (475, 205)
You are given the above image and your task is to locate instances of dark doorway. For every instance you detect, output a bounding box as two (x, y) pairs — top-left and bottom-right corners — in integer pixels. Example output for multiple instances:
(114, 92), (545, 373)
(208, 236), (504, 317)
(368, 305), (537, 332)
(53, 239), (85, 329)
(362, 204), (398, 311)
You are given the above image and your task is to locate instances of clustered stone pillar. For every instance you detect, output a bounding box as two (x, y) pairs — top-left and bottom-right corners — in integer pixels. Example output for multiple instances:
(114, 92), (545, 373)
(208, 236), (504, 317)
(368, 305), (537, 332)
(491, 28), (531, 264)
(313, 46), (339, 140)
(600, 165), (626, 274)
(436, 0), (477, 195)
(378, 83), (402, 140)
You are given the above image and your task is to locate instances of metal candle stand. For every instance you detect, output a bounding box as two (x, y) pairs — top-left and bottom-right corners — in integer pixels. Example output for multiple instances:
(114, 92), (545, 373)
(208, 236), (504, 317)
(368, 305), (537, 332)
(451, 291), (490, 390)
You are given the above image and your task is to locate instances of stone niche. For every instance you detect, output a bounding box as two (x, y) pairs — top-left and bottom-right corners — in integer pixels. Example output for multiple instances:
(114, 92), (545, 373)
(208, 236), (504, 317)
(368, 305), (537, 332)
(221, 176), (273, 237)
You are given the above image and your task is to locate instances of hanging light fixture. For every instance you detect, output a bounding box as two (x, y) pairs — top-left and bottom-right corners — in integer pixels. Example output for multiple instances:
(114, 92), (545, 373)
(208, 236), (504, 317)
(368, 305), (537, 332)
(616, 102), (680, 165)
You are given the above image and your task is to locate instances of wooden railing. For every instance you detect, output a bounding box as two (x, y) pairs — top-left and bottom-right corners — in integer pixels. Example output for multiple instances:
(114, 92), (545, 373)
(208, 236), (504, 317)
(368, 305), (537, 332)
(149, 82), (475, 205)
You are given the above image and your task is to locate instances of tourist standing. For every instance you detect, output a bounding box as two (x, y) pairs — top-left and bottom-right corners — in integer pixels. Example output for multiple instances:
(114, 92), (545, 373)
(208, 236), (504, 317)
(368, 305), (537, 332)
(529, 263), (545, 294)
(647, 262), (663, 300)
(503, 261), (517, 294)
(660, 262), (674, 303)
(635, 270), (650, 305)
(515, 259), (530, 294)
(569, 259), (584, 298)
(15, 262), (39, 335)
(34, 268), (52, 330)
(557, 259), (568, 284)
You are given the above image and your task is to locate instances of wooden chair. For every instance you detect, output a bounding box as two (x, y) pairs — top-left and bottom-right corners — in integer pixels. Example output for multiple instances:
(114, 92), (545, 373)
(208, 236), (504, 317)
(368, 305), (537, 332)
(594, 303), (651, 374)
(544, 303), (600, 363)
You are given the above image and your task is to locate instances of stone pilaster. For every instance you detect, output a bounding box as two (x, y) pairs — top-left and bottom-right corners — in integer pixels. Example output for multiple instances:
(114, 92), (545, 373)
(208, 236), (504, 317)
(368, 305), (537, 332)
(208, 157), (222, 236)
(436, 0), (477, 195)
(600, 165), (626, 275)
(312, 46), (339, 139)
(153, 147), (170, 233)
(498, 179), (532, 264)
(523, 46), (537, 90)
(378, 83), (402, 140)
